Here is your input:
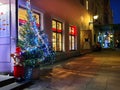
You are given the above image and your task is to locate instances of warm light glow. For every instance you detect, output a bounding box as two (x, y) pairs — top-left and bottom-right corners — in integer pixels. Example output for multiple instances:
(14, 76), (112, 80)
(69, 26), (77, 35)
(93, 15), (99, 20)
(89, 15), (99, 25)
(18, 8), (40, 25)
(52, 20), (63, 51)
(110, 34), (113, 37)
(86, 0), (88, 10)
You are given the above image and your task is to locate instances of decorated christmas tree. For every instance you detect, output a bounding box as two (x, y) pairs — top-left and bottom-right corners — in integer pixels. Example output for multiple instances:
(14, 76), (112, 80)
(18, 0), (55, 67)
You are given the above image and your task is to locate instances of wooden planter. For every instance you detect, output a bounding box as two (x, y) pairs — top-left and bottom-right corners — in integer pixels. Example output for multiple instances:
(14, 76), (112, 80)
(32, 68), (40, 80)
(25, 67), (40, 80)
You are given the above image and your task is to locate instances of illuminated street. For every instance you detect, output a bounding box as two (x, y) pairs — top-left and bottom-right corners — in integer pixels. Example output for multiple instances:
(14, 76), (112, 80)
(24, 49), (120, 90)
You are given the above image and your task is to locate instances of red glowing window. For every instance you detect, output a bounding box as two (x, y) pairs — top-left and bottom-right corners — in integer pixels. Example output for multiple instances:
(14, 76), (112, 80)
(69, 25), (77, 50)
(69, 26), (77, 36)
(52, 20), (62, 33)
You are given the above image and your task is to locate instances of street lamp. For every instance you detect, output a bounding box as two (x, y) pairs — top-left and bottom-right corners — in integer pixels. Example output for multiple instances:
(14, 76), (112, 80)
(93, 15), (99, 20)
(89, 15), (99, 25)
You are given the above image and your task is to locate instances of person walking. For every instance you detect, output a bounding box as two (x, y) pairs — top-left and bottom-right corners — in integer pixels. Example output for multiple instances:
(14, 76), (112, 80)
(115, 40), (120, 48)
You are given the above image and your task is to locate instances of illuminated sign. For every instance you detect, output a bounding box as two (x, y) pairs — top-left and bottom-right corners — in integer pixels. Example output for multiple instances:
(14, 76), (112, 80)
(69, 26), (77, 36)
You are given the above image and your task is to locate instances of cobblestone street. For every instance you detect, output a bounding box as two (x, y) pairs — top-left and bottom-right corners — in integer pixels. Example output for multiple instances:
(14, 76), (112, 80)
(24, 49), (120, 90)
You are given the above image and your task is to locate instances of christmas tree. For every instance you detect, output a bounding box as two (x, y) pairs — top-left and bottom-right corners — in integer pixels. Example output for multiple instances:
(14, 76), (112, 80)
(18, 0), (55, 67)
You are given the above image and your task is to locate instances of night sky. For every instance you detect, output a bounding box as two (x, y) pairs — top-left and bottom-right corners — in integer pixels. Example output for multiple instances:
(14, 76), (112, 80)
(110, 0), (120, 24)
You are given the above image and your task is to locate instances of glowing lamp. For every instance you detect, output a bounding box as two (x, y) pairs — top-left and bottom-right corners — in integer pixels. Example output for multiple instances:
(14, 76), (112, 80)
(93, 15), (99, 20)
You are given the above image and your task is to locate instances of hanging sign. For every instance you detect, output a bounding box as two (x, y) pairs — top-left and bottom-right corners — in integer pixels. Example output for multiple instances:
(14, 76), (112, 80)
(69, 26), (77, 36)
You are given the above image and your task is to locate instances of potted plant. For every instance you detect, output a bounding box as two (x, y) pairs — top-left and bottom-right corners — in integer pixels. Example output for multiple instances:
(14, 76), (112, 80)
(21, 47), (43, 80)
(17, 0), (55, 80)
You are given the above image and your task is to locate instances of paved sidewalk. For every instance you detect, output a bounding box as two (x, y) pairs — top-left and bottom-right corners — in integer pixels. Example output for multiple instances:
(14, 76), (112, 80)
(80, 49), (92, 55)
(24, 50), (120, 90)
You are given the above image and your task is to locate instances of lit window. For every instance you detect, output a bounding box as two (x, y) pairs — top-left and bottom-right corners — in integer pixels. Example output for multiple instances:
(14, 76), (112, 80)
(52, 20), (56, 31)
(0, 1), (10, 37)
(18, 7), (40, 40)
(69, 26), (77, 50)
(86, 0), (88, 10)
(18, 7), (40, 28)
(52, 19), (63, 51)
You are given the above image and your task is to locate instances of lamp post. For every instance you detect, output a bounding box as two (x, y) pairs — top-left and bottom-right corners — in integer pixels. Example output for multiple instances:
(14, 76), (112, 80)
(89, 15), (99, 25)
(89, 15), (99, 47)
(93, 15), (99, 20)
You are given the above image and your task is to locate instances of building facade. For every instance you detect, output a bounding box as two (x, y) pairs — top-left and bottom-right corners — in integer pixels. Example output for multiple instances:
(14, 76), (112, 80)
(86, 0), (113, 48)
(0, 0), (112, 73)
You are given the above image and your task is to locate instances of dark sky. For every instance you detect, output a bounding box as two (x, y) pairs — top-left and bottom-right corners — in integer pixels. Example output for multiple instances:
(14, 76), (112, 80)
(110, 0), (120, 24)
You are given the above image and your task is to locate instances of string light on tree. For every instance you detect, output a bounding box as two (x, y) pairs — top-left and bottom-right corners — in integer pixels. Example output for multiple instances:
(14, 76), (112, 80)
(18, 0), (55, 66)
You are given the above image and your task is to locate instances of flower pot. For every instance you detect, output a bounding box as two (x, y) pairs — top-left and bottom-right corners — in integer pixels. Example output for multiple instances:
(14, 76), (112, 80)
(24, 67), (40, 80)
(32, 68), (40, 80)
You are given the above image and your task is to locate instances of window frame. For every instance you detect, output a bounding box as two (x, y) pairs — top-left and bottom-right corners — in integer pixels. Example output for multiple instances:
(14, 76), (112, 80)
(18, 6), (41, 29)
(0, 1), (11, 38)
(52, 19), (63, 52)
(69, 25), (77, 51)
(86, 0), (88, 10)
(18, 6), (41, 42)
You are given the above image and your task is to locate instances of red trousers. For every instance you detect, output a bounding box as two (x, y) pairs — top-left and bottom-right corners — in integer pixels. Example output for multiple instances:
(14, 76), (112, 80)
(14, 66), (24, 78)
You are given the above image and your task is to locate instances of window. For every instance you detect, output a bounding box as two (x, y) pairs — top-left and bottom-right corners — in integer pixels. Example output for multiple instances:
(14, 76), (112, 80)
(0, 1), (10, 37)
(86, 0), (88, 10)
(69, 26), (77, 50)
(18, 7), (40, 28)
(52, 19), (63, 51)
(18, 7), (40, 40)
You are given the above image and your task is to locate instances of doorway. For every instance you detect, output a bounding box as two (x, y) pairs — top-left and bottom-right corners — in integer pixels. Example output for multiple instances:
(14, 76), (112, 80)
(0, 0), (11, 72)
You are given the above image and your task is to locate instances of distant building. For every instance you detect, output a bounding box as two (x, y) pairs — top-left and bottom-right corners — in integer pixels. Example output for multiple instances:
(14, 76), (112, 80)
(85, 0), (113, 48)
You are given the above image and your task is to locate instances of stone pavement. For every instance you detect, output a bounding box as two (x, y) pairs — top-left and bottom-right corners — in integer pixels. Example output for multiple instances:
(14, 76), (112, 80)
(24, 49), (120, 90)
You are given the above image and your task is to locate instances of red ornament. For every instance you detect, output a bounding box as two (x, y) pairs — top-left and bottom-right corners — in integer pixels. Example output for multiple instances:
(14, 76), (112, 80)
(16, 47), (21, 54)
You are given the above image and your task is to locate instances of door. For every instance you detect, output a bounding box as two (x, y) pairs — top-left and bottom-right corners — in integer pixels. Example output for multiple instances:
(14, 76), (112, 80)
(0, 0), (13, 73)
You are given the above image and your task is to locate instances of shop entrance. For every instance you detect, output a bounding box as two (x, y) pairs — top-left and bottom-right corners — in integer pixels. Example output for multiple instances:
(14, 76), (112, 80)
(0, 0), (11, 73)
(97, 31), (114, 48)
